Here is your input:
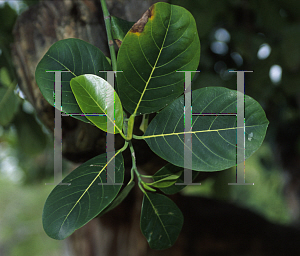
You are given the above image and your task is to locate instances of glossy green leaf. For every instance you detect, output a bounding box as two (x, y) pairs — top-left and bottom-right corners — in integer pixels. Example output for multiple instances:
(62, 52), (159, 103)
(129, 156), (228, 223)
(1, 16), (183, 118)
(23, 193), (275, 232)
(35, 38), (111, 122)
(116, 2), (200, 115)
(42, 153), (124, 240)
(148, 180), (176, 189)
(153, 163), (198, 194)
(144, 87), (269, 172)
(100, 180), (135, 216)
(111, 16), (135, 46)
(140, 192), (184, 250)
(70, 74), (123, 134)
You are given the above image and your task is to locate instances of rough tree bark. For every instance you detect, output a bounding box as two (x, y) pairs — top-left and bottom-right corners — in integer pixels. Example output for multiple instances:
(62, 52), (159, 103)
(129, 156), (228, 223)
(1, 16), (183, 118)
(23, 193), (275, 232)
(11, 0), (300, 255)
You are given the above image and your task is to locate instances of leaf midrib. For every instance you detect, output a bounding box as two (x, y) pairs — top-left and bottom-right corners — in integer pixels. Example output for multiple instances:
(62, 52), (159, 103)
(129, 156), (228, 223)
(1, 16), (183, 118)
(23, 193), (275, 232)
(132, 7), (172, 116)
(74, 79), (123, 134)
(146, 194), (172, 245)
(143, 125), (267, 139)
(58, 151), (120, 234)
(46, 54), (76, 77)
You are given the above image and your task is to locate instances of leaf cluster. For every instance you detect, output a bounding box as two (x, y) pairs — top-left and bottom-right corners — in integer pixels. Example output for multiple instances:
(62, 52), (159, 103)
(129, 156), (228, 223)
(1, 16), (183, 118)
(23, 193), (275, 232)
(35, 2), (268, 250)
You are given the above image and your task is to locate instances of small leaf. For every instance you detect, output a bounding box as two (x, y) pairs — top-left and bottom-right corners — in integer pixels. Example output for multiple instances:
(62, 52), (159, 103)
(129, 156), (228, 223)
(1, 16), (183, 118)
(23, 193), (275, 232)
(142, 182), (156, 192)
(42, 153), (124, 240)
(100, 180), (135, 216)
(35, 38), (111, 123)
(140, 192), (184, 250)
(153, 163), (198, 194)
(116, 2), (200, 115)
(139, 114), (149, 133)
(147, 180), (177, 189)
(70, 74), (123, 134)
(111, 16), (135, 47)
(144, 87), (269, 172)
(147, 171), (182, 188)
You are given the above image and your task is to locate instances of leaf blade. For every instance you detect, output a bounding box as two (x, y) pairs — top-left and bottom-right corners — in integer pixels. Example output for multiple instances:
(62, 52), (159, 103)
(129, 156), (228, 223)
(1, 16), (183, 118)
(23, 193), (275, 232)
(70, 74), (123, 134)
(111, 16), (135, 47)
(152, 163), (198, 194)
(144, 87), (269, 171)
(116, 2), (200, 115)
(35, 38), (111, 122)
(99, 180), (135, 216)
(42, 153), (124, 240)
(140, 192), (183, 250)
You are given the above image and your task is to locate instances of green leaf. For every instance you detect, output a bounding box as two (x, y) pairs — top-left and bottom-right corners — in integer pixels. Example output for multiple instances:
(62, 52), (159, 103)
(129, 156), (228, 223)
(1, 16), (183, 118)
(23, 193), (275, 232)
(142, 182), (157, 192)
(153, 163), (198, 194)
(139, 114), (150, 133)
(148, 180), (177, 189)
(70, 74), (123, 134)
(116, 2), (200, 115)
(35, 38), (111, 123)
(140, 192), (183, 250)
(111, 16), (135, 47)
(100, 180), (135, 216)
(144, 87), (269, 172)
(0, 86), (20, 126)
(42, 153), (124, 240)
(147, 171), (182, 188)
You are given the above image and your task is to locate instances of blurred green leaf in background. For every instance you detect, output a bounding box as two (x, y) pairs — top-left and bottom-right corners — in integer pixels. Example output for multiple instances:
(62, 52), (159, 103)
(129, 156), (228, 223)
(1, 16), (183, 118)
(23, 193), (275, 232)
(0, 1), (65, 255)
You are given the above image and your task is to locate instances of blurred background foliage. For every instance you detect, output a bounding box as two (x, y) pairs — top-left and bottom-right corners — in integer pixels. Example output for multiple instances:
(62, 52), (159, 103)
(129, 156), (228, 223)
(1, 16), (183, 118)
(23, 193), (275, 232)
(0, 1), (67, 255)
(0, 0), (299, 255)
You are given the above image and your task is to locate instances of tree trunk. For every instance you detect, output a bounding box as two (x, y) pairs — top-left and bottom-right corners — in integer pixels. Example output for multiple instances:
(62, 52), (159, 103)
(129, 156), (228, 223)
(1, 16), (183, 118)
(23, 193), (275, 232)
(11, 0), (300, 255)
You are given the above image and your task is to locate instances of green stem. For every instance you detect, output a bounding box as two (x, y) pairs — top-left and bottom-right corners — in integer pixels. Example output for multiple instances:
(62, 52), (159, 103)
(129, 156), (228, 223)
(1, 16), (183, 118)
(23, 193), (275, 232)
(140, 174), (154, 179)
(128, 141), (140, 180)
(132, 134), (145, 140)
(128, 140), (147, 188)
(138, 182), (147, 195)
(128, 141), (155, 193)
(126, 114), (135, 140)
(118, 141), (129, 153)
(100, 0), (118, 71)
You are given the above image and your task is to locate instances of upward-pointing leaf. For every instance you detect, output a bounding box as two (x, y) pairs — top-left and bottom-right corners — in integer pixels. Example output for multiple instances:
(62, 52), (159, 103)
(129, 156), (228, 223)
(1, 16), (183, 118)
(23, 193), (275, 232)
(70, 74), (123, 134)
(42, 153), (124, 240)
(35, 38), (111, 123)
(144, 87), (269, 172)
(116, 2), (200, 115)
(111, 16), (135, 47)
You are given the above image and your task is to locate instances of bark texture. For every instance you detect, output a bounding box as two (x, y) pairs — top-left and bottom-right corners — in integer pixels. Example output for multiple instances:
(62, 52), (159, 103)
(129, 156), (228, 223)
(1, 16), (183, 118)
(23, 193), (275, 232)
(11, 1), (300, 255)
